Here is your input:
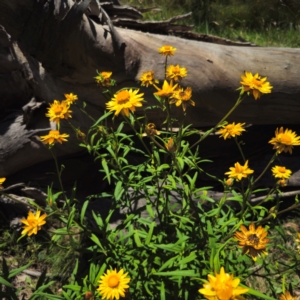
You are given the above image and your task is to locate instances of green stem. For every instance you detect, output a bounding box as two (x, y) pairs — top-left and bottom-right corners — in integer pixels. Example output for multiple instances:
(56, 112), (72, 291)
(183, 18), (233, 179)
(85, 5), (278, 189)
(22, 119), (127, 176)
(50, 148), (70, 213)
(234, 137), (246, 163)
(252, 152), (278, 186)
(122, 115), (152, 156)
(190, 94), (246, 149)
(259, 202), (300, 224)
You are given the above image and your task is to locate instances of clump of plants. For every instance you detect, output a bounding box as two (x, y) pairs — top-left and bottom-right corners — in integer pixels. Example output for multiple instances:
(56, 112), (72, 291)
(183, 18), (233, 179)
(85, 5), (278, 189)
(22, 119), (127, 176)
(1, 45), (300, 300)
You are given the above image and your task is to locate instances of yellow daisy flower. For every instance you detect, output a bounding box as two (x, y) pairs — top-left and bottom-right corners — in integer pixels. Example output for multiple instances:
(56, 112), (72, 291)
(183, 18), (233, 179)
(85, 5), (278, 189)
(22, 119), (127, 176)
(106, 89), (144, 117)
(97, 269), (130, 300)
(142, 123), (161, 137)
(139, 71), (159, 87)
(158, 45), (177, 56)
(234, 223), (269, 261)
(199, 267), (248, 300)
(271, 166), (292, 179)
(40, 130), (69, 145)
(95, 71), (114, 87)
(225, 160), (254, 181)
(64, 93), (78, 105)
(269, 127), (300, 154)
(0, 177), (6, 189)
(46, 100), (72, 124)
(279, 291), (297, 300)
(21, 210), (47, 236)
(217, 123), (246, 140)
(154, 80), (178, 98)
(166, 64), (187, 81)
(240, 71), (272, 100)
(170, 87), (195, 111)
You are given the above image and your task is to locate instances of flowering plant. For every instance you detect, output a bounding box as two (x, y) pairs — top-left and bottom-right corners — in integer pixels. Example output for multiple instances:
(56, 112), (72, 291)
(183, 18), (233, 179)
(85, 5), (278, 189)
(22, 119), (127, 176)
(1, 46), (300, 300)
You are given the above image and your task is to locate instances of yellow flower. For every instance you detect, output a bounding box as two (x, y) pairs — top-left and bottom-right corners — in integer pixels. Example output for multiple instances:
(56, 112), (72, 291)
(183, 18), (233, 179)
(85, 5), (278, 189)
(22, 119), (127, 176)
(199, 267), (248, 300)
(140, 71), (159, 87)
(46, 100), (72, 123)
(40, 130), (69, 145)
(95, 71), (114, 87)
(225, 160), (254, 181)
(217, 123), (245, 140)
(142, 123), (161, 137)
(158, 45), (177, 56)
(279, 291), (297, 300)
(106, 89), (144, 117)
(240, 71), (273, 100)
(225, 178), (234, 186)
(234, 223), (269, 261)
(165, 138), (176, 153)
(170, 87), (195, 111)
(97, 269), (130, 300)
(277, 179), (287, 187)
(0, 177), (6, 189)
(64, 93), (78, 105)
(21, 210), (47, 236)
(166, 64), (187, 81)
(271, 166), (292, 179)
(154, 80), (178, 98)
(269, 127), (300, 154)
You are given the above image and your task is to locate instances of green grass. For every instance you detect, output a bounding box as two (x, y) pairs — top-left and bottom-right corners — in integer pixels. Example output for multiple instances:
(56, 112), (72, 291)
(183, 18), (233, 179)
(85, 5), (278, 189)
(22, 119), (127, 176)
(122, 0), (300, 47)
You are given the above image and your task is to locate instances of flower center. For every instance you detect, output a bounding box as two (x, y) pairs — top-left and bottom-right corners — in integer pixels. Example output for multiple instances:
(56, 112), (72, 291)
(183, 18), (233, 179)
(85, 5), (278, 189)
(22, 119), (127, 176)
(280, 133), (292, 145)
(278, 167), (286, 173)
(215, 282), (233, 300)
(54, 106), (63, 114)
(108, 275), (119, 288)
(172, 66), (180, 73)
(248, 234), (260, 246)
(116, 90), (130, 105)
(179, 91), (189, 101)
(252, 77), (262, 87)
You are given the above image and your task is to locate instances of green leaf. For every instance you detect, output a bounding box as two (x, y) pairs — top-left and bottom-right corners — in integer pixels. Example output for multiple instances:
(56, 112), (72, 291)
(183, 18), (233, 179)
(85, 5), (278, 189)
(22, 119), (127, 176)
(92, 210), (104, 228)
(92, 111), (113, 127)
(30, 293), (64, 299)
(8, 262), (32, 279)
(101, 158), (111, 184)
(80, 200), (89, 225)
(114, 181), (124, 201)
(0, 276), (14, 288)
(134, 230), (143, 247)
(146, 204), (155, 218)
(67, 206), (76, 231)
(178, 251), (197, 266)
(160, 281), (166, 300)
(244, 285), (277, 300)
(145, 222), (156, 244)
(62, 284), (82, 292)
(90, 233), (106, 253)
(153, 270), (197, 277)
(177, 157), (184, 171)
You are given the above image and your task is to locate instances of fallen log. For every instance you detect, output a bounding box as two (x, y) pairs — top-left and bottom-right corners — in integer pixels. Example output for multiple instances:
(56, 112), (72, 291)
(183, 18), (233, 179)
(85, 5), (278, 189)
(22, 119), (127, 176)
(0, 0), (300, 177)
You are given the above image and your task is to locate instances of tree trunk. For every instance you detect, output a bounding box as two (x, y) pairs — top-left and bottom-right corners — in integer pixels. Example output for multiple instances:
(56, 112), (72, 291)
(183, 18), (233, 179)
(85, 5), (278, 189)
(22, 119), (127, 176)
(0, 0), (300, 176)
